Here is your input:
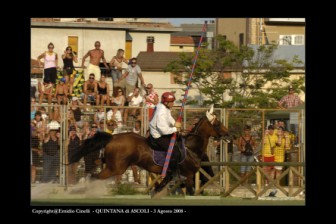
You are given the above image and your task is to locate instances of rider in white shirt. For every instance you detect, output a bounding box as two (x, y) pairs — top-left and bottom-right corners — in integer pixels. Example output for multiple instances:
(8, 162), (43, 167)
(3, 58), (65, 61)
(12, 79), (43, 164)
(149, 92), (182, 191)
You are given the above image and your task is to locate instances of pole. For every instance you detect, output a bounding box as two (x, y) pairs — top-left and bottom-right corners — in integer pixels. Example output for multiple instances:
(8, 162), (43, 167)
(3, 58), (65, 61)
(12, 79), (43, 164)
(161, 21), (208, 177)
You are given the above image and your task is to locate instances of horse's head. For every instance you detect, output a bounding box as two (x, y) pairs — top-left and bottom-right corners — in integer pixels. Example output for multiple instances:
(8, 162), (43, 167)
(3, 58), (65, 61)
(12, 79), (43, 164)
(205, 104), (231, 141)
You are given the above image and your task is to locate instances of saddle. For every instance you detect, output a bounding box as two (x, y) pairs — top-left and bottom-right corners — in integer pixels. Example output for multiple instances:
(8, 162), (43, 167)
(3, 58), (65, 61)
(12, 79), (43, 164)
(147, 135), (186, 167)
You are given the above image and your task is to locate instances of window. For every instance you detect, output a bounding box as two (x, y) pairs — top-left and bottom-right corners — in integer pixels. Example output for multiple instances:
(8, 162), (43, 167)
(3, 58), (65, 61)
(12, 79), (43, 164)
(279, 35), (304, 45)
(68, 36), (78, 54)
(280, 35), (292, 45)
(294, 35), (304, 45)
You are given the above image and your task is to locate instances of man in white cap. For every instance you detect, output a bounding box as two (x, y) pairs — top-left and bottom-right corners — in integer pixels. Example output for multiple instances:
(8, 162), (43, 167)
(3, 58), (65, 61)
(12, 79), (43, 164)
(278, 85), (303, 145)
(278, 85), (303, 109)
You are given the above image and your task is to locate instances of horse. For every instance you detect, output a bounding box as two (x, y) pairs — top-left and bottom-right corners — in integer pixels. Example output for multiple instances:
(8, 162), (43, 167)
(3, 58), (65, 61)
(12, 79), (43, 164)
(69, 104), (230, 195)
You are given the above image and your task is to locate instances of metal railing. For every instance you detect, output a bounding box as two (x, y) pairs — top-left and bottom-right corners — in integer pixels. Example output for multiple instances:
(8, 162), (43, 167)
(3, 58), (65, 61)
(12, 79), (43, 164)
(31, 105), (305, 197)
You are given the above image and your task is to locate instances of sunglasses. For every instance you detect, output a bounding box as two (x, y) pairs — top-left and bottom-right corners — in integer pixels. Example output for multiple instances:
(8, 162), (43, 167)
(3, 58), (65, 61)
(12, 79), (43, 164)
(89, 77), (94, 79)
(131, 61), (136, 64)
(91, 126), (97, 128)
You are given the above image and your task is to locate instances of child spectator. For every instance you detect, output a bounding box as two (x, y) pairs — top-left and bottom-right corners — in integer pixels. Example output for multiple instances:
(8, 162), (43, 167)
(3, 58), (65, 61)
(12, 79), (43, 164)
(38, 80), (53, 105)
(54, 78), (68, 105)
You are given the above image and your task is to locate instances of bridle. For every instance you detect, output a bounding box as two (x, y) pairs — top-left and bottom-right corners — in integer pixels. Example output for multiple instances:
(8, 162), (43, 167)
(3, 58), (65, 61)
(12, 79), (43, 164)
(190, 115), (222, 137)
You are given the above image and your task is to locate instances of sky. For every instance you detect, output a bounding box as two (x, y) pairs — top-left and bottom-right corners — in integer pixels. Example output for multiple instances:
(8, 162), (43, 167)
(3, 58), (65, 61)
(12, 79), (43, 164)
(152, 18), (215, 26)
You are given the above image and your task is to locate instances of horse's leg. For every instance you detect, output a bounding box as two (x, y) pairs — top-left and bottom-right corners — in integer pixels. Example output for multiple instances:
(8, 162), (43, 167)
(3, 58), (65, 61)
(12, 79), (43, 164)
(185, 175), (195, 195)
(93, 167), (113, 179)
(154, 175), (173, 193)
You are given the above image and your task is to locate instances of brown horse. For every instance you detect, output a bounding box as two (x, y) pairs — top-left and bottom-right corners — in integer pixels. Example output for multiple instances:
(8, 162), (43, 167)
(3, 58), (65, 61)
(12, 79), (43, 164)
(69, 105), (230, 195)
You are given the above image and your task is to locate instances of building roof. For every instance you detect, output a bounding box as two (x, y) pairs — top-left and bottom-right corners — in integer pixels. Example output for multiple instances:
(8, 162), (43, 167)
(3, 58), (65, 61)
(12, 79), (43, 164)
(180, 23), (216, 33)
(171, 23), (216, 38)
(137, 52), (181, 71)
(137, 51), (241, 72)
(171, 36), (196, 45)
(31, 19), (182, 32)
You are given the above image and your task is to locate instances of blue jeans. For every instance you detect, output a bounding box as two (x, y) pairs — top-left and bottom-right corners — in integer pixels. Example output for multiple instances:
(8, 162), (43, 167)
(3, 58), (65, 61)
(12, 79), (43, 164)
(111, 69), (122, 83)
(42, 153), (59, 183)
(240, 154), (254, 173)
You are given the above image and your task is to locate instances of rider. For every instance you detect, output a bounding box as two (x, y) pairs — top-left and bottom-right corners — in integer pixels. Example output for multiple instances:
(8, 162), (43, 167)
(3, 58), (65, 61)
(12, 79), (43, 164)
(149, 92), (182, 189)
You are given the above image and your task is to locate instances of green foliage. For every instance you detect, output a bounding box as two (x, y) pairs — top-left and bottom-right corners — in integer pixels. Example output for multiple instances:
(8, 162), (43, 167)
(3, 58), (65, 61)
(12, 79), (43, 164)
(111, 183), (139, 195)
(165, 36), (305, 108)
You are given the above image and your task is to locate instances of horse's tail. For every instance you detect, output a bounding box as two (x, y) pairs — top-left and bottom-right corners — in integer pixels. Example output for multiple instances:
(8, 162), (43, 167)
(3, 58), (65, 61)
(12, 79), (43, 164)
(69, 132), (113, 164)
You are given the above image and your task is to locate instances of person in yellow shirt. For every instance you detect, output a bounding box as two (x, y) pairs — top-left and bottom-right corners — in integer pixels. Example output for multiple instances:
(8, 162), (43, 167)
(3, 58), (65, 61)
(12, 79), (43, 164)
(105, 120), (118, 134)
(274, 126), (290, 182)
(263, 125), (278, 183)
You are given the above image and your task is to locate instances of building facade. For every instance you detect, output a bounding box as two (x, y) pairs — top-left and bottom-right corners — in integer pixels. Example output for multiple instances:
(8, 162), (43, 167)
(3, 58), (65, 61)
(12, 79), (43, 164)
(216, 18), (305, 46)
(31, 18), (181, 68)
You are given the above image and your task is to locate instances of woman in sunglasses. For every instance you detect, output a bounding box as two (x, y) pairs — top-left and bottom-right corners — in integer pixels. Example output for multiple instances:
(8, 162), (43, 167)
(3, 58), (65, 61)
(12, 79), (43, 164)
(37, 42), (59, 86)
(62, 46), (78, 95)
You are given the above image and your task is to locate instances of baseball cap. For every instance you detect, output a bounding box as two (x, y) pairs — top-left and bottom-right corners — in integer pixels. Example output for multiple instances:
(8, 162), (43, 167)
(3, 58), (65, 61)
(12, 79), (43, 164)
(60, 78), (66, 82)
(288, 85), (294, 90)
(48, 120), (61, 130)
(72, 96), (78, 101)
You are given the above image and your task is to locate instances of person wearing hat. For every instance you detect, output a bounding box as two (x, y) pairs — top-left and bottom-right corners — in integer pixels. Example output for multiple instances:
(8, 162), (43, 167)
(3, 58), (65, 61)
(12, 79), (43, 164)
(149, 92), (182, 192)
(54, 77), (68, 105)
(278, 85), (303, 109)
(262, 125), (279, 183)
(278, 85), (303, 146)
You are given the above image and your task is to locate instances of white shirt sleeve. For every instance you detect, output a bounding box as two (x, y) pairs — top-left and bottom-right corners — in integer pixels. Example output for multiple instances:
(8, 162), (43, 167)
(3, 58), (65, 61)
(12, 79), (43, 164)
(156, 106), (177, 135)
